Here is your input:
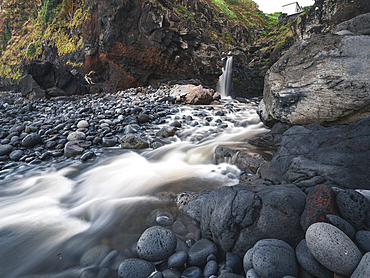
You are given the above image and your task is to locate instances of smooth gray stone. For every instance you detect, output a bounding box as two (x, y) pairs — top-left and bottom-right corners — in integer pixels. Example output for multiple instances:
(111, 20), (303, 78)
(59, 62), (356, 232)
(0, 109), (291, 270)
(336, 189), (370, 231)
(80, 245), (111, 267)
(350, 252), (370, 278)
(77, 120), (89, 128)
(181, 266), (202, 278)
(137, 226), (177, 261)
(306, 222), (362, 277)
(9, 150), (24, 161)
(149, 272), (164, 278)
(243, 248), (254, 273)
(67, 131), (86, 141)
(167, 251), (187, 269)
(102, 137), (117, 147)
(162, 268), (181, 278)
(156, 212), (174, 226)
(21, 133), (42, 147)
(118, 258), (155, 278)
(246, 268), (260, 278)
(64, 140), (90, 157)
(326, 214), (356, 239)
(355, 230), (370, 252)
(204, 260), (218, 277)
(172, 220), (187, 235)
(295, 240), (332, 278)
(188, 239), (218, 266)
(120, 134), (148, 149)
(226, 252), (242, 274)
(251, 239), (298, 278)
(99, 250), (118, 268)
(218, 273), (244, 278)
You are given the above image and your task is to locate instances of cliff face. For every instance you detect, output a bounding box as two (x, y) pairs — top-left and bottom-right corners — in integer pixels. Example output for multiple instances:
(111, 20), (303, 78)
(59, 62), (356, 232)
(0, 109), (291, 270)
(291, 0), (370, 41)
(82, 0), (266, 92)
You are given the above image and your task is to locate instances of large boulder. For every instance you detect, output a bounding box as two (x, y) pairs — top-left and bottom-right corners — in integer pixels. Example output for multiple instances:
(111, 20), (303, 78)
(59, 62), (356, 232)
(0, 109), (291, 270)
(259, 117), (370, 189)
(178, 184), (306, 257)
(258, 33), (370, 127)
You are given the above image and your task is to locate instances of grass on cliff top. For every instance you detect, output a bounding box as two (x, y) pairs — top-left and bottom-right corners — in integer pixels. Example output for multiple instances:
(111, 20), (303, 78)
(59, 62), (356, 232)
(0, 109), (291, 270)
(0, 0), (87, 80)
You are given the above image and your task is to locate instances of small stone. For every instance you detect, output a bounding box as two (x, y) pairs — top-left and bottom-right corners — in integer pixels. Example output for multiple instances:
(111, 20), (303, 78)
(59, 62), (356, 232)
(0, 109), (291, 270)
(121, 134), (149, 149)
(167, 251), (187, 269)
(226, 252), (243, 274)
(204, 260), (218, 277)
(172, 220), (188, 236)
(138, 114), (150, 123)
(118, 258), (155, 278)
(336, 189), (370, 231)
(300, 184), (339, 231)
(64, 140), (91, 157)
(137, 226), (177, 261)
(355, 230), (370, 252)
(67, 131), (86, 141)
(0, 145), (13, 156)
(181, 266), (202, 278)
(296, 239), (332, 278)
(246, 269), (260, 278)
(306, 222), (362, 277)
(99, 250), (118, 268)
(188, 239), (218, 266)
(156, 212), (174, 226)
(81, 151), (95, 162)
(326, 214), (356, 240)
(80, 245), (111, 267)
(162, 268), (181, 278)
(21, 133), (42, 147)
(102, 137), (117, 147)
(77, 120), (89, 129)
(156, 126), (177, 137)
(350, 252), (370, 278)
(9, 149), (23, 161)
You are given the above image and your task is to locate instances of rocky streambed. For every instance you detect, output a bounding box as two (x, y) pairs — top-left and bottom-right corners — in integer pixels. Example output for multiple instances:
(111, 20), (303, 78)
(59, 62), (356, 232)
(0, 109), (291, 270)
(1, 83), (370, 278)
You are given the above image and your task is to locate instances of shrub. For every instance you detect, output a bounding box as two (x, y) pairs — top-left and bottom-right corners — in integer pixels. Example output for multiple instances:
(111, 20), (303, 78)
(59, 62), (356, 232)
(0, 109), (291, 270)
(26, 42), (36, 56)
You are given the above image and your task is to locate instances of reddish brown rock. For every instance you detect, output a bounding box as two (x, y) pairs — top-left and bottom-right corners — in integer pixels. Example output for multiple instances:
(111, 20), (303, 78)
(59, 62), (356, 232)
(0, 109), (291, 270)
(300, 184), (339, 231)
(184, 85), (213, 105)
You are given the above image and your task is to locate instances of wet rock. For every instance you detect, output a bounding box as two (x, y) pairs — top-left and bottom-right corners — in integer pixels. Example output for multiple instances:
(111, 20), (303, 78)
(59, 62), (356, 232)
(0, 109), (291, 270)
(77, 120), (89, 129)
(204, 260), (218, 277)
(162, 268), (181, 278)
(118, 258), (155, 278)
(244, 239), (299, 278)
(188, 239), (218, 266)
(156, 126), (177, 138)
(181, 184), (305, 257)
(120, 134), (149, 149)
(81, 151), (95, 162)
(0, 144), (13, 156)
(306, 223), (362, 277)
(171, 220), (187, 236)
(332, 13), (370, 36)
(64, 140), (91, 157)
(99, 250), (118, 268)
(336, 189), (370, 231)
(67, 131), (86, 141)
(167, 251), (187, 269)
(182, 266), (202, 278)
(296, 239), (333, 278)
(137, 226), (177, 261)
(156, 212), (174, 226)
(9, 150), (24, 161)
(138, 114), (150, 123)
(326, 214), (356, 240)
(183, 85), (213, 105)
(102, 137), (118, 147)
(80, 245), (111, 267)
(300, 185), (339, 231)
(350, 252), (370, 278)
(226, 252), (242, 275)
(22, 133), (42, 147)
(246, 268), (260, 278)
(218, 274), (244, 278)
(355, 230), (370, 252)
(260, 117), (370, 189)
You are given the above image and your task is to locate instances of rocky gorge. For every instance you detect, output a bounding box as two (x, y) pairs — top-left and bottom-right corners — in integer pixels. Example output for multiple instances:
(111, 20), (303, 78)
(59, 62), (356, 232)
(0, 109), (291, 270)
(0, 0), (370, 278)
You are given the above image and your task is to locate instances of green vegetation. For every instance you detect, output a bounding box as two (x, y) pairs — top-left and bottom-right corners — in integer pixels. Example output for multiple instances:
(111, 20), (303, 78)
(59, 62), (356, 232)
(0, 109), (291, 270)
(26, 42), (36, 57)
(212, 0), (236, 19)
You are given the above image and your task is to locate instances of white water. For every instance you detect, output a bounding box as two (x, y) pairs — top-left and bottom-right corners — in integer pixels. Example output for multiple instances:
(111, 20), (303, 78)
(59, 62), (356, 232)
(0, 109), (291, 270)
(0, 101), (267, 277)
(217, 56), (234, 98)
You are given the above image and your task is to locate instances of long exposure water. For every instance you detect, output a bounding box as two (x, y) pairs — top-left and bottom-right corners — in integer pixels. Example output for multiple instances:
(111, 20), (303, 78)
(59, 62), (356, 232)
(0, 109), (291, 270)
(0, 99), (266, 277)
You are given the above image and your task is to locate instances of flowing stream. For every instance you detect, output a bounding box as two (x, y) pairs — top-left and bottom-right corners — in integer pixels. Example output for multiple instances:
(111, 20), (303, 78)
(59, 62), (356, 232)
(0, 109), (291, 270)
(217, 56), (234, 98)
(0, 100), (266, 277)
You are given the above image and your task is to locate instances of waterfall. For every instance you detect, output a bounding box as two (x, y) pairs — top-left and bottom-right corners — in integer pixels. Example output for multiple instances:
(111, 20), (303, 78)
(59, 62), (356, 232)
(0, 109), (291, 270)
(217, 55), (233, 98)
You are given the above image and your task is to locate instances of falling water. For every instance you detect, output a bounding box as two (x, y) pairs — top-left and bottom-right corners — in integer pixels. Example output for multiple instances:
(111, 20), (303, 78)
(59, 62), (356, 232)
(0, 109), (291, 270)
(0, 101), (267, 277)
(217, 55), (234, 98)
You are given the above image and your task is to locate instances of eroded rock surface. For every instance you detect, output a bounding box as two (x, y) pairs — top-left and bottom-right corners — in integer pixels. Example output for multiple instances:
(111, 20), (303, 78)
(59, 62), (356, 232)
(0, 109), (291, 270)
(259, 117), (370, 189)
(258, 33), (370, 127)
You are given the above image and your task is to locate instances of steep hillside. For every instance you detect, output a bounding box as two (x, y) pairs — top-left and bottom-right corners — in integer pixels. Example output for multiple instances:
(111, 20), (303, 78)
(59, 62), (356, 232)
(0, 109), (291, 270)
(0, 0), (284, 95)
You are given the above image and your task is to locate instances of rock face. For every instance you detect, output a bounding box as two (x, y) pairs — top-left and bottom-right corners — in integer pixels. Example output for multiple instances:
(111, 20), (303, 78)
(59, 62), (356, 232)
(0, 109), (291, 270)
(82, 0), (228, 92)
(258, 32), (370, 127)
(291, 0), (369, 41)
(179, 184), (306, 257)
(260, 116), (370, 189)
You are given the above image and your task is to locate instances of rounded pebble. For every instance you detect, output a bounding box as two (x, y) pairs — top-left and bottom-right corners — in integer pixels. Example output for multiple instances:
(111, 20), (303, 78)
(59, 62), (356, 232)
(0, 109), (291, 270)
(137, 226), (177, 261)
(355, 230), (370, 252)
(350, 252), (370, 278)
(326, 214), (356, 240)
(80, 245), (111, 267)
(188, 239), (218, 266)
(118, 258), (155, 278)
(22, 133), (42, 147)
(306, 222), (362, 277)
(167, 251), (187, 269)
(0, 144), (13, 155)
